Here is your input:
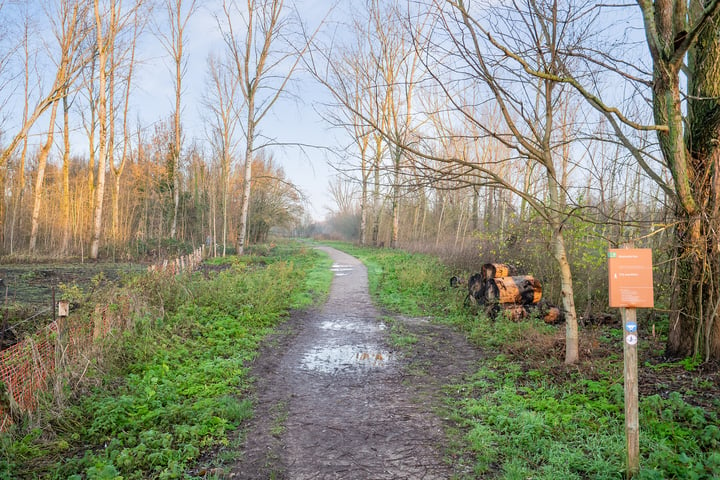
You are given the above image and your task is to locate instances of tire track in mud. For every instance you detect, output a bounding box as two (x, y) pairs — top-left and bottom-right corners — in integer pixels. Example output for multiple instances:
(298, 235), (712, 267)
(228, 246), (481, 479)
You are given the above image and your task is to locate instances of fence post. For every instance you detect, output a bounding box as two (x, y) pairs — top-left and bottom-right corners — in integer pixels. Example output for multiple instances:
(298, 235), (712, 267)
(54, 300), (70, 400)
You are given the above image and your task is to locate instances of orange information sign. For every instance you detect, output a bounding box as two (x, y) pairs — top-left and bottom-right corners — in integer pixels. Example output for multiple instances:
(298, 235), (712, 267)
(608, 248), (654, 308)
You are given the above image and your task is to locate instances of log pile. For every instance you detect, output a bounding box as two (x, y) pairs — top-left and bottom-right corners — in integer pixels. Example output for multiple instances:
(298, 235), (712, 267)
(457, 263), (562, 324)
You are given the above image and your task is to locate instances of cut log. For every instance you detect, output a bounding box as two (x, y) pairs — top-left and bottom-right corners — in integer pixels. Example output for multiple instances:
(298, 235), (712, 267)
(484, 275), (542, 305)
(541, 306), (562, 324)
(480, 263), (516, 282)
(465, 273), (485, 305)
(495, 302), (562, 324)
(531, 301), (563, 324)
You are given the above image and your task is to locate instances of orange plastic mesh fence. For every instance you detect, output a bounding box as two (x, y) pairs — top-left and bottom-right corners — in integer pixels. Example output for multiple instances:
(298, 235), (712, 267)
(0, 322), (57, 431)
(0, 248), (206, 432)
(0, 306), (118, 432)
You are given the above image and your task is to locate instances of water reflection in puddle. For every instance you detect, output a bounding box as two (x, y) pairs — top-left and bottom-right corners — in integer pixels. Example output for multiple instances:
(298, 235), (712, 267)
(320, 320), (386, 332)
(300, 345), (393, 373)
(330, 263), (354, 276)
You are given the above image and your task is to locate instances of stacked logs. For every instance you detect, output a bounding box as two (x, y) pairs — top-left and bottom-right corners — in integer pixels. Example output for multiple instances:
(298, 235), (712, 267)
(456, 263), (562, 324)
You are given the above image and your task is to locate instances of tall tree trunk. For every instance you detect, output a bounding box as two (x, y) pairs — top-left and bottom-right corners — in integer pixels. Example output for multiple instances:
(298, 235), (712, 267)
(165, 0), (196, 240)
(90, 0), (110, 260)
(9, 136), (28, 255)
(553, 222), (578, 363)
(0, 161), (4, 249)
(372, 151), (381, 246)
(435, 194), (445, 248)
(471, 186), (479, 232)
(237, 115), (254, 255)
(390, 146), (400, 248)
(29, 99), (60, 253)
(359, 144), (370, 246)
(61, 92), (71, 254)
(222, 150), (229, 256)
(170, 143), (180, 239)
(642, 4), (720, 361)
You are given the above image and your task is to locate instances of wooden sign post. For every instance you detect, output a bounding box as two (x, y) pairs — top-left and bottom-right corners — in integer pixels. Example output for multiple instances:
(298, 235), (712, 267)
(608, 248), (654, 479)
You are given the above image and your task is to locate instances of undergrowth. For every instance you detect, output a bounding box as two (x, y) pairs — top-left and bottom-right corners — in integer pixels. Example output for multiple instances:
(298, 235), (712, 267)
(330, 242), (720, 480)
(0, 241), (332, 479)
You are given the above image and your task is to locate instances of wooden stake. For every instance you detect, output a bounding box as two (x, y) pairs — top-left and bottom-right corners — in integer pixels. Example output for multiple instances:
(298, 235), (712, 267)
(622, 306), (639, 478)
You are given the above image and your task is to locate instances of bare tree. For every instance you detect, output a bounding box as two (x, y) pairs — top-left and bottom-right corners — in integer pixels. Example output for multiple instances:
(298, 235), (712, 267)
(402, 0), (598, 363)
(220, 0), (306, 254)
(110, 6), (144, 246)
(516, 0), (720, 361)
(306, 0), (427, 247)
(204, 53), (241, 256)
(89, 0), (112, 260)
(29, 0), (91, 253)
(370, 1), (425, 248)
(90, 0), (143, 259)
(8, 17), (32, 254)
(0, 3), (88, 186)
(156, 0), (198, 240)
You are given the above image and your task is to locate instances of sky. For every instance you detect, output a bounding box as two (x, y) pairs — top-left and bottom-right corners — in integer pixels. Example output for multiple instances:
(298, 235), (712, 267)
(130, 0), (344, 222)
(0, 0), (344, 223)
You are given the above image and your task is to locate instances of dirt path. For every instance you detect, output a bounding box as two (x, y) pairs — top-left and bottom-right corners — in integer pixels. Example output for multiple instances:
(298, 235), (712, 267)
(227, 246), (482, 479)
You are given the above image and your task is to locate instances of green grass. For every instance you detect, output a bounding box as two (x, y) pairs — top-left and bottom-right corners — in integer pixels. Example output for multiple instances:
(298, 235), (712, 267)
(5, 241), (716, 479)
(0, 241), (332, 480)
(328, 242), (720, 480)
(324, 242), (456, 317)
(385, 317), (419, 348)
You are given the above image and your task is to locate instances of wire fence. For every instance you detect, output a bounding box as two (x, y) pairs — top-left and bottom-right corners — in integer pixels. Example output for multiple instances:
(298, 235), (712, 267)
(0, 246), (208, 432)
(147, 246), (205, 274)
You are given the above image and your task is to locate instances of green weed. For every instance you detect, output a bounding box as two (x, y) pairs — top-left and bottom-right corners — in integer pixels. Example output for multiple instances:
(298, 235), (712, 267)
(327, 242), (720, 480)
(0, 241), (332, 479)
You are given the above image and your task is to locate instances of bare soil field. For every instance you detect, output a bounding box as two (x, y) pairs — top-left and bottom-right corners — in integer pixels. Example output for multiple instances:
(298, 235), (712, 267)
(0, 262), (144, 348)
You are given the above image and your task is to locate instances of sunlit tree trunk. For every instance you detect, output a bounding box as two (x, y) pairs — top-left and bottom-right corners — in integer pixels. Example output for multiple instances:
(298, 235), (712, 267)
(222, 0), (305, 255)
(9, 23), (32, 255)
(372, 140), (382, 246)
(390, 146), (401, 248)
(90, 0), (112, 260)
(61, 92), (72, 254)
(111, 12), (141, 246)
(29, 100), (60, 253)
(237, 114), (255, 254)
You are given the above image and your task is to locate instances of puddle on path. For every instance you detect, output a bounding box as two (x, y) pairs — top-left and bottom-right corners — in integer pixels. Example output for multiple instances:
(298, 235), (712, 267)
(330, 263), (354, 276)
(300, 344), (393, 374)
(320, 320), (386, 332)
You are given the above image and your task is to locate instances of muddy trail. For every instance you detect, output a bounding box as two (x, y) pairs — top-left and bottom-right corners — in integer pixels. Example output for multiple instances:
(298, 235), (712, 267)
(221, 246), (483, 479)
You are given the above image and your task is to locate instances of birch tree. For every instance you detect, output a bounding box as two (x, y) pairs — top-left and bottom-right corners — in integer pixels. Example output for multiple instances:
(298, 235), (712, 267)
(110, 7), (143, 245)
(220, 0), (305, 254)
(204, 53), (241, 256)
(29, 0), (90, 253)
(90, 0), (143, 259)
(8, 19), (32, 254)
(156, 0), (198, 239)
(408, 0), (594, 363)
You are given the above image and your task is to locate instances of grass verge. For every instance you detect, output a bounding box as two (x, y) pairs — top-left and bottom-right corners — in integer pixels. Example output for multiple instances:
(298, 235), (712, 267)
(0, 241), (332, 479)
(329, 242), (720, 480)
